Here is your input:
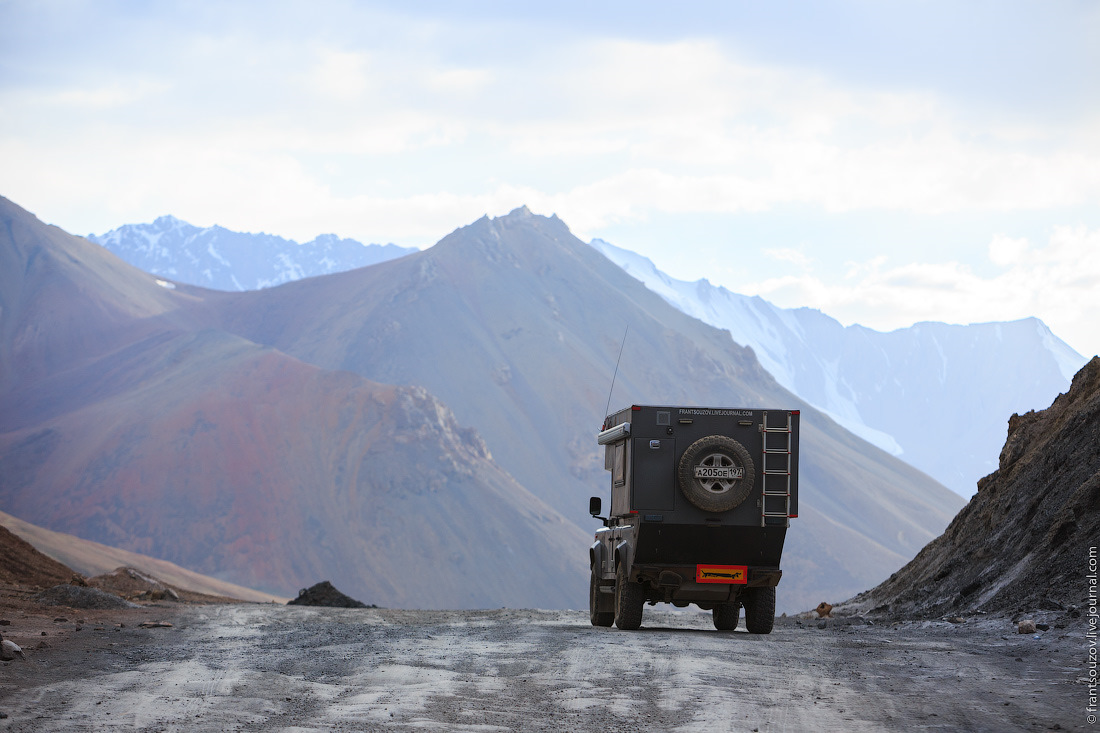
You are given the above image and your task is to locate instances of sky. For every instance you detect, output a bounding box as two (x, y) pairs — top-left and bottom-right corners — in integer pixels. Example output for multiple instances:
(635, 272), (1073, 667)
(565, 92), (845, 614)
(2, 0), (1099, 358)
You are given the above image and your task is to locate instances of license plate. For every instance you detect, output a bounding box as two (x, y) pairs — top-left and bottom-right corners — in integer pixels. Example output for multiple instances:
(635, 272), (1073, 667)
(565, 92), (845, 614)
(696, 564), (748, 584)
(694, 466), (743, 479)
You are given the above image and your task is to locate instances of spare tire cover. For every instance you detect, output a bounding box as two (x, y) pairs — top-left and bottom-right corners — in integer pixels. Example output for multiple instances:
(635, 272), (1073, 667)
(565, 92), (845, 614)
(677, 435), (755, 513)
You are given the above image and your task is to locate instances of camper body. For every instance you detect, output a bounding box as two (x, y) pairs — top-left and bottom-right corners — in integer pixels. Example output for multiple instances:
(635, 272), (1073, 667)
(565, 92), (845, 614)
(589, 405), (800, 632)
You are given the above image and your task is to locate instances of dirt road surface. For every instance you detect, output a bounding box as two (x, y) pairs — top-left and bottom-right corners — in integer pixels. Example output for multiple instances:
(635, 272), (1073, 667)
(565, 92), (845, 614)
(0, 604), (1086, 731)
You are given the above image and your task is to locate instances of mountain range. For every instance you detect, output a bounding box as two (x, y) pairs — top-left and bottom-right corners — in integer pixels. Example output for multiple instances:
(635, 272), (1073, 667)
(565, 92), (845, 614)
(87, 215), (415, 291)
(1, 197), (962, 613)
(589, 239), (1088, 497)
(89, 217), (1088, 498)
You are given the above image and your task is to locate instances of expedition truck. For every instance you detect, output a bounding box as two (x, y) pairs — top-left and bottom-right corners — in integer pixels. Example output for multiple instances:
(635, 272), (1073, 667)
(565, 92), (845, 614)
(588, 405), (799, 633)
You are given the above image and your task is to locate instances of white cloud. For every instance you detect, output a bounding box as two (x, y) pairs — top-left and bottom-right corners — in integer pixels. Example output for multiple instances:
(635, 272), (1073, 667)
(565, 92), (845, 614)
(765, 248), (813, 269)
(740, 226), (1100, 358)
(306, 49), (372, 101)
(492, 38), (1100, 217)
(43, 80), (170, 109)
(424, 67), (494, 95)
(7, 28), (1099, 237)
(2, 10), (1098, 247)
(988, 234), (1030, 267)
(1, 3), (1097, 361)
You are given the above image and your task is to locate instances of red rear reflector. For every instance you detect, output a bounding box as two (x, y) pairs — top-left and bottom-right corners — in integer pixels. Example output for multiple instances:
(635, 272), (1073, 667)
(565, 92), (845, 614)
(792, 410), (800, 415)
(789, 514), (798, 518)
(696, 564), (748, 584)
(629, 510), (639, 514)
(631, 405), (641, 411)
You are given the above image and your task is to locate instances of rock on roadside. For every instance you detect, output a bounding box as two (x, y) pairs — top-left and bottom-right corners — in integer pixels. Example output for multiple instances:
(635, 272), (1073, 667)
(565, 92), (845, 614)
(287, 581), (375, 608)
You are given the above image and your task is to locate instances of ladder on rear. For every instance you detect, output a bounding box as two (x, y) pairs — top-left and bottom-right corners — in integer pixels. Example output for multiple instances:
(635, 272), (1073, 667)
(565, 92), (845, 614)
(761, 411), (792, 527)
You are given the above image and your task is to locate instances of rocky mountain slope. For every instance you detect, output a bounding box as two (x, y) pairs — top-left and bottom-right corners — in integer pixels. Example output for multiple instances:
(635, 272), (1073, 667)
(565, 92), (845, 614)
(840, 356), (1100, 618)
(0, 196), (586, 609)
(87, 215), (415, 291)
(0, 202), (185, 395)
(590, 238), (1088, 497)
(195, 205), (963, 612)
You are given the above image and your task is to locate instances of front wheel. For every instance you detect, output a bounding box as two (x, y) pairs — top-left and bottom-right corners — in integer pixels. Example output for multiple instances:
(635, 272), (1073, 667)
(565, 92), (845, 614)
(742, 586), (776, 634)
(613, 561), (644, 630)
(590, 566), (614, 627)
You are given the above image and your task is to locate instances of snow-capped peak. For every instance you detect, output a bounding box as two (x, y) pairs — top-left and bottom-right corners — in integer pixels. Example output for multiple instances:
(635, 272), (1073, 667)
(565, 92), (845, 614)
(88, 217), (417, 292)
(588, 237), (1088, 498)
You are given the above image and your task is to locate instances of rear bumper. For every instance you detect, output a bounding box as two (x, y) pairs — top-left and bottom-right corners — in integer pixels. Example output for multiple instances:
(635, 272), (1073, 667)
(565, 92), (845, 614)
(632, 563), (782, 590)
(632, 522), (787, 567)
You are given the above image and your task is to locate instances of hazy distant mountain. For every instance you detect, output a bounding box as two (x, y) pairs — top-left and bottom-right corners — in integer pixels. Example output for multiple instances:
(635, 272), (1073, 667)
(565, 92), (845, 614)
(590, 238), (1088, 497)
(202, 205), (964, 612)
(87, 216), (415, 291)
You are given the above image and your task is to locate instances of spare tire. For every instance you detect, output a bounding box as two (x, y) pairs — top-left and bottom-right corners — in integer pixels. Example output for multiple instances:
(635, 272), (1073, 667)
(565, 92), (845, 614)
(677, 435), (755, 512)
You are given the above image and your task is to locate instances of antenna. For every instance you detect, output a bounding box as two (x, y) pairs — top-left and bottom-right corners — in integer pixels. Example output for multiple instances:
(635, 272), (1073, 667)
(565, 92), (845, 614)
(603, 324), (629, 422)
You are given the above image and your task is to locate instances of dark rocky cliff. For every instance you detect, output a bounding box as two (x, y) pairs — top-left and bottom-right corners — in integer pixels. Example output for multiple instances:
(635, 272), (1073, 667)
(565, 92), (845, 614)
(841, 356), (1100, 619)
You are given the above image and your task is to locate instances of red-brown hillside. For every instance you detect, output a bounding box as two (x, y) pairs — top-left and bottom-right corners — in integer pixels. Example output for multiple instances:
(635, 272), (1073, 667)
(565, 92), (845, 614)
(0, 524), (76, 588)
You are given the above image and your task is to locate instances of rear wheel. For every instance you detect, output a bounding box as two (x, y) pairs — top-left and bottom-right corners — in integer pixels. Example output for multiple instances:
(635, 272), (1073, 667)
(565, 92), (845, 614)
(589, 565), (614, 627)
(613, 561), (645, 630)
(742, 586), (776, 634)
(712, 601), (740, 631)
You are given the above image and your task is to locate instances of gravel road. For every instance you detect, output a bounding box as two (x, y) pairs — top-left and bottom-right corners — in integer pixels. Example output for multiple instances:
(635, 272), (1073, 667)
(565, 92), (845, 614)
(0, 604), (1087, 731)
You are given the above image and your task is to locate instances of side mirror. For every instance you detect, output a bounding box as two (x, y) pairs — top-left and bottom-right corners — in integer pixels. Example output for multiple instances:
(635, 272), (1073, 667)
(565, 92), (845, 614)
(589, 496), (602, 517)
